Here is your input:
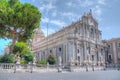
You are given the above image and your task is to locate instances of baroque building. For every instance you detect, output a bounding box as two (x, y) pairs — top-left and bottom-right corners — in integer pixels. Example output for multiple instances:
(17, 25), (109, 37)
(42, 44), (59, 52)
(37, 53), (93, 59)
(103, 38), (120, 67)
(31, 10), (105, 66)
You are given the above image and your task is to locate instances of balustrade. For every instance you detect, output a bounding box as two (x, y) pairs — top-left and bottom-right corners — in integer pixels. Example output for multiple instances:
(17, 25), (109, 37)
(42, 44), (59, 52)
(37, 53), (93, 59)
(0, 63), (14, 69)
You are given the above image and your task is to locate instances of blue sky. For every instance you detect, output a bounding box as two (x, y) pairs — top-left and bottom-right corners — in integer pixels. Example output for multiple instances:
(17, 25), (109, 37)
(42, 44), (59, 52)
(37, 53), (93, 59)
(0, 0), (120, 54)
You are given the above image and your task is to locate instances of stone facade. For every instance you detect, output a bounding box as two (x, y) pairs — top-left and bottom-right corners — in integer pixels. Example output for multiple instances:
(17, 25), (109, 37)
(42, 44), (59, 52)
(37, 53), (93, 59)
(31, 10), (105, 66)
(103, 38), (120, 67)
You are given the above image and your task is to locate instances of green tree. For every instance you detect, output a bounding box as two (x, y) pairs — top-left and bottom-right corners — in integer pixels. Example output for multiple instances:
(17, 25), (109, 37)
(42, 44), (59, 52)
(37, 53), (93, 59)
(21, 48), (34, 63)
(13, 42), (34, 63)
(0, 54), (15, 63)
(0, 0), (41, 53)
(47, 55), (56, 65)
(12, 42), (28, 55)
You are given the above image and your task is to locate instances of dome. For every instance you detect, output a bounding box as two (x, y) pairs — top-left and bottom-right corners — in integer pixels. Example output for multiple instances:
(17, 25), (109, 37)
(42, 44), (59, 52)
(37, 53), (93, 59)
(35, 28), (45, 38)
(32, 28), (45, 43)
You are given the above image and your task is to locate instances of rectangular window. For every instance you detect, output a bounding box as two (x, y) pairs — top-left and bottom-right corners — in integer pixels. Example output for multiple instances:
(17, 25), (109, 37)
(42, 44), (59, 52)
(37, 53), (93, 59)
(50, 50), (52, 53)
(96, 45), (97, 48)
(118, 43), (120, 47)
(59, 48), (61, 52)
(108, 44), (111, 48)
(92, 55), (94, 61)
(78, 49), (79, 53)
(108, 55), (112, 60)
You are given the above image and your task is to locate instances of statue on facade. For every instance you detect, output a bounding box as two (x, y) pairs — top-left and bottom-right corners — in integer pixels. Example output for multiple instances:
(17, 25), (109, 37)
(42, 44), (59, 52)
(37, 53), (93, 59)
(16, 56), (20, 64)
(58, 56), (62, 66)
(33, 57), (36, 65)
(58, 56), (62, 72)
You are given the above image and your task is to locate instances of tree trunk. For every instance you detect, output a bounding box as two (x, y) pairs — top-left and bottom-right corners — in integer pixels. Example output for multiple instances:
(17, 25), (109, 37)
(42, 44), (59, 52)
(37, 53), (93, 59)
(9, 27), (17, 54)
(10, 37), (17, 54)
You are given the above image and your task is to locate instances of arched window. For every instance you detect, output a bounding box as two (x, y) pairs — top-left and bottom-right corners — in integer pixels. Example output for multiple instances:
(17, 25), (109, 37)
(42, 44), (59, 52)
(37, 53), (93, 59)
(59, 48), (61, 52)
(91, 28), (93, 34)
(118, 43), (120, 47)
(101, 49), (103, 55)
(50, 50), (52, 53)
(108, 55), (112, 60)
(108, 44), (111, 48)
(92, 55), (94, 61)
(78, 49), (79, 53)
(91, 28), (94, 38)
(87, 47), (90, 54)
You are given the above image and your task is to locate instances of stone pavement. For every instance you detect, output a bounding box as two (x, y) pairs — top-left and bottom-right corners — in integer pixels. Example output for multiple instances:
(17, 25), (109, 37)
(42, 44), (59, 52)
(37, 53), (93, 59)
(0, 70), (120, 80)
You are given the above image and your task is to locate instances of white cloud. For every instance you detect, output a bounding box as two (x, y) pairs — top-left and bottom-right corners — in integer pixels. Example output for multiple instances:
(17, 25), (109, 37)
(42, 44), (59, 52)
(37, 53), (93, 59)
(93, 5), (102, 17)
(66, 0), (94, 7)
(66, 2), (72, 7)
(92, 5), (102, 21)
(50, 20), (66, 27)
(98, 0), (106, 5)
(79, 0), (94, 7)
(62, 12), (81, 22)
(39, 1), (56, 12)
(105, 27), (111, 30)
(62, 12), (75, 16)
(41, 27), (56, 36)
(42, 17), (67, 27)
(41, 17), (49, 23)
(66, 1), (77, 7)
(51, 10), (57, 17)
(32, 0), (36, 2)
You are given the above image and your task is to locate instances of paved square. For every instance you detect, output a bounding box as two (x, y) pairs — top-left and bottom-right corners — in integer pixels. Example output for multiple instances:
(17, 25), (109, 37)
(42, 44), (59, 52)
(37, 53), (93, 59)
(0, 70), (120, 80)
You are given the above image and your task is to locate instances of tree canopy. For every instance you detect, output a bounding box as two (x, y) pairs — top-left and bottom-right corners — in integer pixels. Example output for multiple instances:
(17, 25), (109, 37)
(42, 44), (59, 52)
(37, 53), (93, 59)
(0, 54), (15, 63)
(12, 42), (28, 55)
(0, 0), (41, 53)
(0, 0), (41, 40)
(13, 42), (34, 63)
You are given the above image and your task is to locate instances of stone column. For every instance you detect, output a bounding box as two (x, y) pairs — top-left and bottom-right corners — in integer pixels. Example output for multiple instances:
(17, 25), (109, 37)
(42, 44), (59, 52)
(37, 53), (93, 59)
(39, 52), (41, 61)
(82, 41), (88, 66)
(80, 47), (83, 65)
(83, 24), (85, 37)
(72, 41), (75, 63)
(113, 42), (117, 66)
(98, 53), (100, 66)
(93, 28), (95, 40)
(67, 41), (73, 64)
(87, 26), (90, 38)
(84, 41), (87, 60)
(63, 43), (66, 65)
(73, 40), (76, 62)
(66, 41), (68, 65)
